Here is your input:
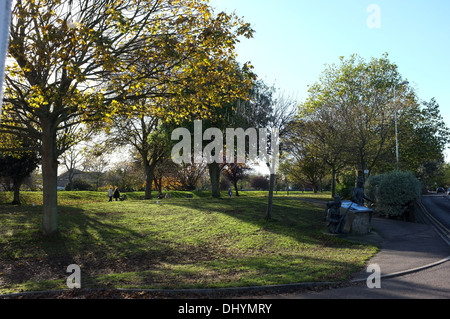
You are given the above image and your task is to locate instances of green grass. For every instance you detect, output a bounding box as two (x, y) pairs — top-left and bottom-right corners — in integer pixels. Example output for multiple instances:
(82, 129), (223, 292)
(0, 190), (378, 294)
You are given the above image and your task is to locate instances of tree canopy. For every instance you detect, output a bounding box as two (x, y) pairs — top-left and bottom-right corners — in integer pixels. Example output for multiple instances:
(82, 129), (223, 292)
(291, 53), (449, 194)
(1, 0), (255, 236)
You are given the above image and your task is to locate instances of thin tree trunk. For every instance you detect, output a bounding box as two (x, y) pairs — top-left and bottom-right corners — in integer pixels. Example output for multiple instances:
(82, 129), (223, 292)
(331, 165), (337, 197)
(233, 181), (239, 197)
(153, 176), (162, 195)
(265, 173), (275, 220)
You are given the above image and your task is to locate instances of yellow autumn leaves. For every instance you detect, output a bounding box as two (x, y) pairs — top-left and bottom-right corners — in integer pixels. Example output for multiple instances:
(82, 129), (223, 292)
(3, 0), (255, 136)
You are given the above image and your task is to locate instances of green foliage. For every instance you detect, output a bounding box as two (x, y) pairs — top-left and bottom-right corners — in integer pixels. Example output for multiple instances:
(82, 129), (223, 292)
(435, 163), (450, 187)
(250, 176), (269, 190)
(0, 151), (39, 184)
(398, 98), (450, 183)
(366, 171), (421, 217)
(0, 146), (40, 205)
(294, 53), (449, 196)
(335, 173), (356, 200)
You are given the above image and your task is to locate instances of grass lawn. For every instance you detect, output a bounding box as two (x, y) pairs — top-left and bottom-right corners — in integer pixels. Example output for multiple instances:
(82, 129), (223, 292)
(0, 190), (378, 294)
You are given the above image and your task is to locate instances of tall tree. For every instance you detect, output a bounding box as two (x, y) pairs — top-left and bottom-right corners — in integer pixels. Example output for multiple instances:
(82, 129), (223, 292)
(287, 112), (350, 196)
(107, 111), (171, 199)
(2, 0), (253, 235)
(397, 98), (450, 183)
(264, 93), (297, 220)
(172, 78), (272, 198)
(298, 53), (415, 182)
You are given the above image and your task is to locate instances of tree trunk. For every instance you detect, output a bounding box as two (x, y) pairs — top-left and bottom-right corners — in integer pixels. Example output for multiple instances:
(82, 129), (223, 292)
(154, 176), (163, 195)
(12, 180), (21, 205)
(144, 164), (154, 200)
(208, 162), (221, 198)
(331, 165), (337, 197)
(41, 122), (59, 236)
(233, 181), (239, 197)
(265, 173), (275, 220)
(67, 169), (74, 191)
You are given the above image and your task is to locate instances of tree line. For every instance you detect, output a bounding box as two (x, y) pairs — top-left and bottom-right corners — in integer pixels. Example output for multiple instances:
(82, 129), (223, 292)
(280, 54), (450, 197)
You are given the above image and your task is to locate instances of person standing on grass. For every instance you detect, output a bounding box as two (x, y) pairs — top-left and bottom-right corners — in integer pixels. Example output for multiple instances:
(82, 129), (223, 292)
(113, 187), (120, 201)
(107, 187), (114, 202)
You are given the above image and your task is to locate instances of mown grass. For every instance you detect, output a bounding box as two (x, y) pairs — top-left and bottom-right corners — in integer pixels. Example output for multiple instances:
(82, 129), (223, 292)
(0, 190), (378, 294)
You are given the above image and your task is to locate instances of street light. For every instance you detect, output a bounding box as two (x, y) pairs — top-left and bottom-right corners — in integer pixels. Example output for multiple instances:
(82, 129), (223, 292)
(393, 81), (409, 164)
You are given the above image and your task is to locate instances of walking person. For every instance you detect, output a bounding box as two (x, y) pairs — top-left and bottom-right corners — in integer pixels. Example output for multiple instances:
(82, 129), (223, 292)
(107, 187), (114, 202)
(113, 187), (120, 201)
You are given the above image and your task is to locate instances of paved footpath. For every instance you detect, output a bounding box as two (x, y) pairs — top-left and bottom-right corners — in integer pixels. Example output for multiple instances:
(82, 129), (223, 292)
(252, 217), (450, 299)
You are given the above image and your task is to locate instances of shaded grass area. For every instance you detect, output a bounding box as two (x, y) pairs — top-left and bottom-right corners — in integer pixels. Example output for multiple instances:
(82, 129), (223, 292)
(0, 191), (378, 294)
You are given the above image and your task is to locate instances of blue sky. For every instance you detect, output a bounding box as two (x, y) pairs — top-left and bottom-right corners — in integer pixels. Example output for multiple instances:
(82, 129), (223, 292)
(211, 0), (450, 161)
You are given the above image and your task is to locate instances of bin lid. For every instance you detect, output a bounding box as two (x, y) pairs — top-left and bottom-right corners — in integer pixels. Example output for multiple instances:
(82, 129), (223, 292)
(341, 200), (373, 213)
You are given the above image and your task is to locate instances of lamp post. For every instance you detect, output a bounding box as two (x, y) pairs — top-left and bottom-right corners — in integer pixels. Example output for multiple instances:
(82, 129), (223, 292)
(0, 0), (13, 116)
(393, 81), (409, 163)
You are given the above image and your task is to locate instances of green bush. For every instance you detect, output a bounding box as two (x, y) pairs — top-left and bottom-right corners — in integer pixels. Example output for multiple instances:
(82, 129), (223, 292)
(67, 178), (94, 191)
(366, 171), (421, 217)
(335, 174), (356, 200)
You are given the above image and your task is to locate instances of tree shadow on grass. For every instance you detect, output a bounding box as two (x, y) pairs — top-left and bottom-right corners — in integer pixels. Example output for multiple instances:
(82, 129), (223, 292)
(0, 205), (205, 291)
(0, 197), (378, 293)
(87, 252), (367, 290)
(164, 196), (347, 247)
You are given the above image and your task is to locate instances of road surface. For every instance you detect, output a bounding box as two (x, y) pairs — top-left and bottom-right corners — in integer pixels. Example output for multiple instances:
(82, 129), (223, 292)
(420, 194), (450, 245)
(421, 194), (450, 230)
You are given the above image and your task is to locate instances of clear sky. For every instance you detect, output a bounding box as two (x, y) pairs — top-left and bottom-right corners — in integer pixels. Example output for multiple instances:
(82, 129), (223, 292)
(211, 0), (450, 161)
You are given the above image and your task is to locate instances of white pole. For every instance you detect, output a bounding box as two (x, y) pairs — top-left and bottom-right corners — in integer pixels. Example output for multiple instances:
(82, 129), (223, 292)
(0, 0), (13, 118)
(394, 86), (399, 163)
(393, 81), (408, 164)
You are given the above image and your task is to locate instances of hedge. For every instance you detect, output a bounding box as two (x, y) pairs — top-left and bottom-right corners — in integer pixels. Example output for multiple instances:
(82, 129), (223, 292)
(365, 170), (421, 217)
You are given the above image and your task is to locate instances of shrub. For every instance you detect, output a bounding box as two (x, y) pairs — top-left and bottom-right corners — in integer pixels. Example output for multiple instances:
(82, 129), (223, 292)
(250, 176), (269, 190)
(368, 171), (421, 217)
(67, 178), (94, 191)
